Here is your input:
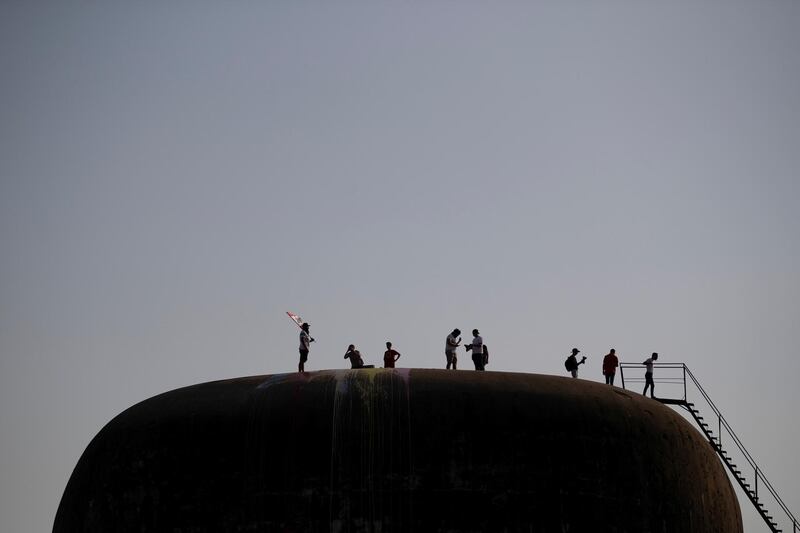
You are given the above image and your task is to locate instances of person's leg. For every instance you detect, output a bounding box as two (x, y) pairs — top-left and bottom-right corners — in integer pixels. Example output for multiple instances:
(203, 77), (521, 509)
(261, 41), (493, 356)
(446, 352), (452, 370)
(299, 350), (307, 373)
(604, 374), (610, 385)
(610, 373), (615, 386)
(571, 369), (578, 378)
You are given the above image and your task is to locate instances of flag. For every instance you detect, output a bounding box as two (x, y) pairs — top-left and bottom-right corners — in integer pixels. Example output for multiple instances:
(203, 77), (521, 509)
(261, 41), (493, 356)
(286, 311), (304, 328)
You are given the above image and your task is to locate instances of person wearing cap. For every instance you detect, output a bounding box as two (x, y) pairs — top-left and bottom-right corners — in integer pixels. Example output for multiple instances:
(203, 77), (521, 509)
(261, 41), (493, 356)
(642, 352), (659, 398)
(298, 323), (314, 373)
(466, 329), (484, 371)
(565, 348), (587, 378)
(602, 348), (619, 385)
(445, 329), (461, 370)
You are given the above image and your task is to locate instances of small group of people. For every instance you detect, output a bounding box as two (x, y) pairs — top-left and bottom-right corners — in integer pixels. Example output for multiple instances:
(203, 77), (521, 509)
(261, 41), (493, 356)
(299, 322), (402, 371)
(445, 328), (489, 371)
(566, 347), (659, 398)
(343, 342), (402, 369)
(299, 322), (660, 398)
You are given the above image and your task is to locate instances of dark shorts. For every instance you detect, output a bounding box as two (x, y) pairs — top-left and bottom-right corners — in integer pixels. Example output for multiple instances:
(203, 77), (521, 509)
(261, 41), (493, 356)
(645, 372), (654, 384)
(446, 351), (456, 364)
(299, 349), (309, 363)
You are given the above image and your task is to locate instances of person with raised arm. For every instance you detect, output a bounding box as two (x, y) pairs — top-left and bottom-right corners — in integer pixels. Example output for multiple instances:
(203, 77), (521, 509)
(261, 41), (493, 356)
(642, 352), (658, 398)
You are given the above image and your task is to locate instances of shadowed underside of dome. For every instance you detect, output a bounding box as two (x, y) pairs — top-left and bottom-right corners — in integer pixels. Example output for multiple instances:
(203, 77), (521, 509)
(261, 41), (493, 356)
(54, 369), (743, 532)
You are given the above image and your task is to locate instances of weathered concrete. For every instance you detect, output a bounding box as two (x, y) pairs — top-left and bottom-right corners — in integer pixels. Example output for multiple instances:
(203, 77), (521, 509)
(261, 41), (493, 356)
(54, 369), (743, 532)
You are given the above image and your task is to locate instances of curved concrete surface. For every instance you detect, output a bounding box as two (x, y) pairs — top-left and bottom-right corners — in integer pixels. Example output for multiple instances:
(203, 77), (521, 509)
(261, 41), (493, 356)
(54, 369), (743, 532)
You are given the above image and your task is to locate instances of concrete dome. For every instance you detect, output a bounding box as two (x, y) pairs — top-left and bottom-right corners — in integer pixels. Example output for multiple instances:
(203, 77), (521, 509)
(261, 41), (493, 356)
(54, 369), (742, 532)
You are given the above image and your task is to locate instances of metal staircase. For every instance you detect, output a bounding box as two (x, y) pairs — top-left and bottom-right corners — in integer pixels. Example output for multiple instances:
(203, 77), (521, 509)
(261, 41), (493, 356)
(619, 363), (798, 533)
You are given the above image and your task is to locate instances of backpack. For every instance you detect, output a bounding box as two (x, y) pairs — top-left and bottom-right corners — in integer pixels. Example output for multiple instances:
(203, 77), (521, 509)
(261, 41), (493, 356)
(564, 356), (576, 372)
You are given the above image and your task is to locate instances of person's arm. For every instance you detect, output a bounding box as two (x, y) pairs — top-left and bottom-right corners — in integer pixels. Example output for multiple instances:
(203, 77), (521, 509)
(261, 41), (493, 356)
(344, 351), (350, 359)
(394, 352), (401, 361)
(578, 356), (587, 366)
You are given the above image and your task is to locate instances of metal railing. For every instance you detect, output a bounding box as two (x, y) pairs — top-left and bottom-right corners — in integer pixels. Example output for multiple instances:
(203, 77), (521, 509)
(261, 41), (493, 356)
(619, 362), (798, 533)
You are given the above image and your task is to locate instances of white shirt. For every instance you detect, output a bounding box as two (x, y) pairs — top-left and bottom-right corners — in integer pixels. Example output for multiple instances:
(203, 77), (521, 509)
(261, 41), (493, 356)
(300, 330), (311, 351)
(446, 334), (459, 353)
(644, 358), (654, 374)
(471, 335), (483, 356)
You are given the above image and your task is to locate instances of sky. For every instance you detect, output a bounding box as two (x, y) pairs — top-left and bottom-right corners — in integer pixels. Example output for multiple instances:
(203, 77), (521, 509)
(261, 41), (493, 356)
(1, 2), (798, 532)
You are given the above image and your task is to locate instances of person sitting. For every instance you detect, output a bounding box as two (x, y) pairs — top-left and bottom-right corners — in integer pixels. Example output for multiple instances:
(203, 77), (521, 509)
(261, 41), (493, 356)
(344, 344), (374, 369)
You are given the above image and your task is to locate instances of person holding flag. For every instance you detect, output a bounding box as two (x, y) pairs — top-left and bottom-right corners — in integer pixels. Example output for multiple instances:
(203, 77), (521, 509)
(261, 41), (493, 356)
(298, 322), (314, 372)
(287, 312), (315, 373)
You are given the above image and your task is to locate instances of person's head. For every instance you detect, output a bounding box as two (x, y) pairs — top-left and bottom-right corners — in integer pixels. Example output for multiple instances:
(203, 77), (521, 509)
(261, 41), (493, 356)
(302, 323), (310, 332)
(347, 344), (355, 351)
(571, 348), (580, 356)
(652, 352), (658, 360)
(452, 329), (461, 337)
(473, 329), (479, 336)
(386, 341), (392, 349)
(610, 348), (615, 354)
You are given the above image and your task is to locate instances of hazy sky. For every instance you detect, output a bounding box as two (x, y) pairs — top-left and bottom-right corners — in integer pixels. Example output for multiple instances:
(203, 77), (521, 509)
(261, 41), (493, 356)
(1, 2), (798, 532)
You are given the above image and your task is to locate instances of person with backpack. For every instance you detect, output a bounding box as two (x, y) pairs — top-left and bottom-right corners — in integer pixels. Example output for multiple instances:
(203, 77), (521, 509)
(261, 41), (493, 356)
(465, 329), (484, 371)
(565, 348), (586, 378)
(602, 348), (619, 385)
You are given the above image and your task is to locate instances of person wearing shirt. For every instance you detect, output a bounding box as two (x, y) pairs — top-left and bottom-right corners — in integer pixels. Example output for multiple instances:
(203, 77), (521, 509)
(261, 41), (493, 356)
(445, 329), (461, 370)
(602, 349), (619, 386)
(642, 352), (658, 398)
(344, 344), (374, 369)
(298, 323), (314, 373)
(383, 342), (401, 368)
(566, 348), (587, 378)
(467, 329), (484, 371)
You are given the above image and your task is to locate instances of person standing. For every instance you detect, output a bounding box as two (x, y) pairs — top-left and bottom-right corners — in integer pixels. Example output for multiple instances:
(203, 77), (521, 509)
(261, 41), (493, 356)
(467, 329), (484, 371)
(642, 352), (658, 398)
(384, 342), (401, 368)
(298, 322), (314, 373)
(565, 348), (587, 378)
(445, 329), (461, 370)
(602, 349), (619, 385)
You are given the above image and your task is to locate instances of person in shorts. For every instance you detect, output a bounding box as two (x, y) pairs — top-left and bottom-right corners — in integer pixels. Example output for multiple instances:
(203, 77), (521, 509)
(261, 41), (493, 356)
(298, 323), (314, 373)
(445, 329), (461, 369)
(566, 348), (586, 378)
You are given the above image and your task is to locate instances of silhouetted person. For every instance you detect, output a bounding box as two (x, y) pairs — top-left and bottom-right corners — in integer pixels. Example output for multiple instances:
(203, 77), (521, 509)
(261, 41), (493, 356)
(642, 352), (658, 398)
(384, 342), (401, 368)
(446, 329), (461, 370)
(603, 348), (619, 385)
(466, 329), (485, 371)
(298, 322), (314, 373)
(478, 344), (489, 371)
(344, 344), (373, 369)
(565, 348), (586, 378)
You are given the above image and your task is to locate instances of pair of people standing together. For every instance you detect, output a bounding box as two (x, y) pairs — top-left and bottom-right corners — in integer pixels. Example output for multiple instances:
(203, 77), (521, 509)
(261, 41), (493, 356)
(445, 329), (488, 371)
(572, 348), (658, 398)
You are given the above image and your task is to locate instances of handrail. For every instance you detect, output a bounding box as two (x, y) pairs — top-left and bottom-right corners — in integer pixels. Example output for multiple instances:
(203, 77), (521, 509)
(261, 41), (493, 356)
(619, 362), (798, 533)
